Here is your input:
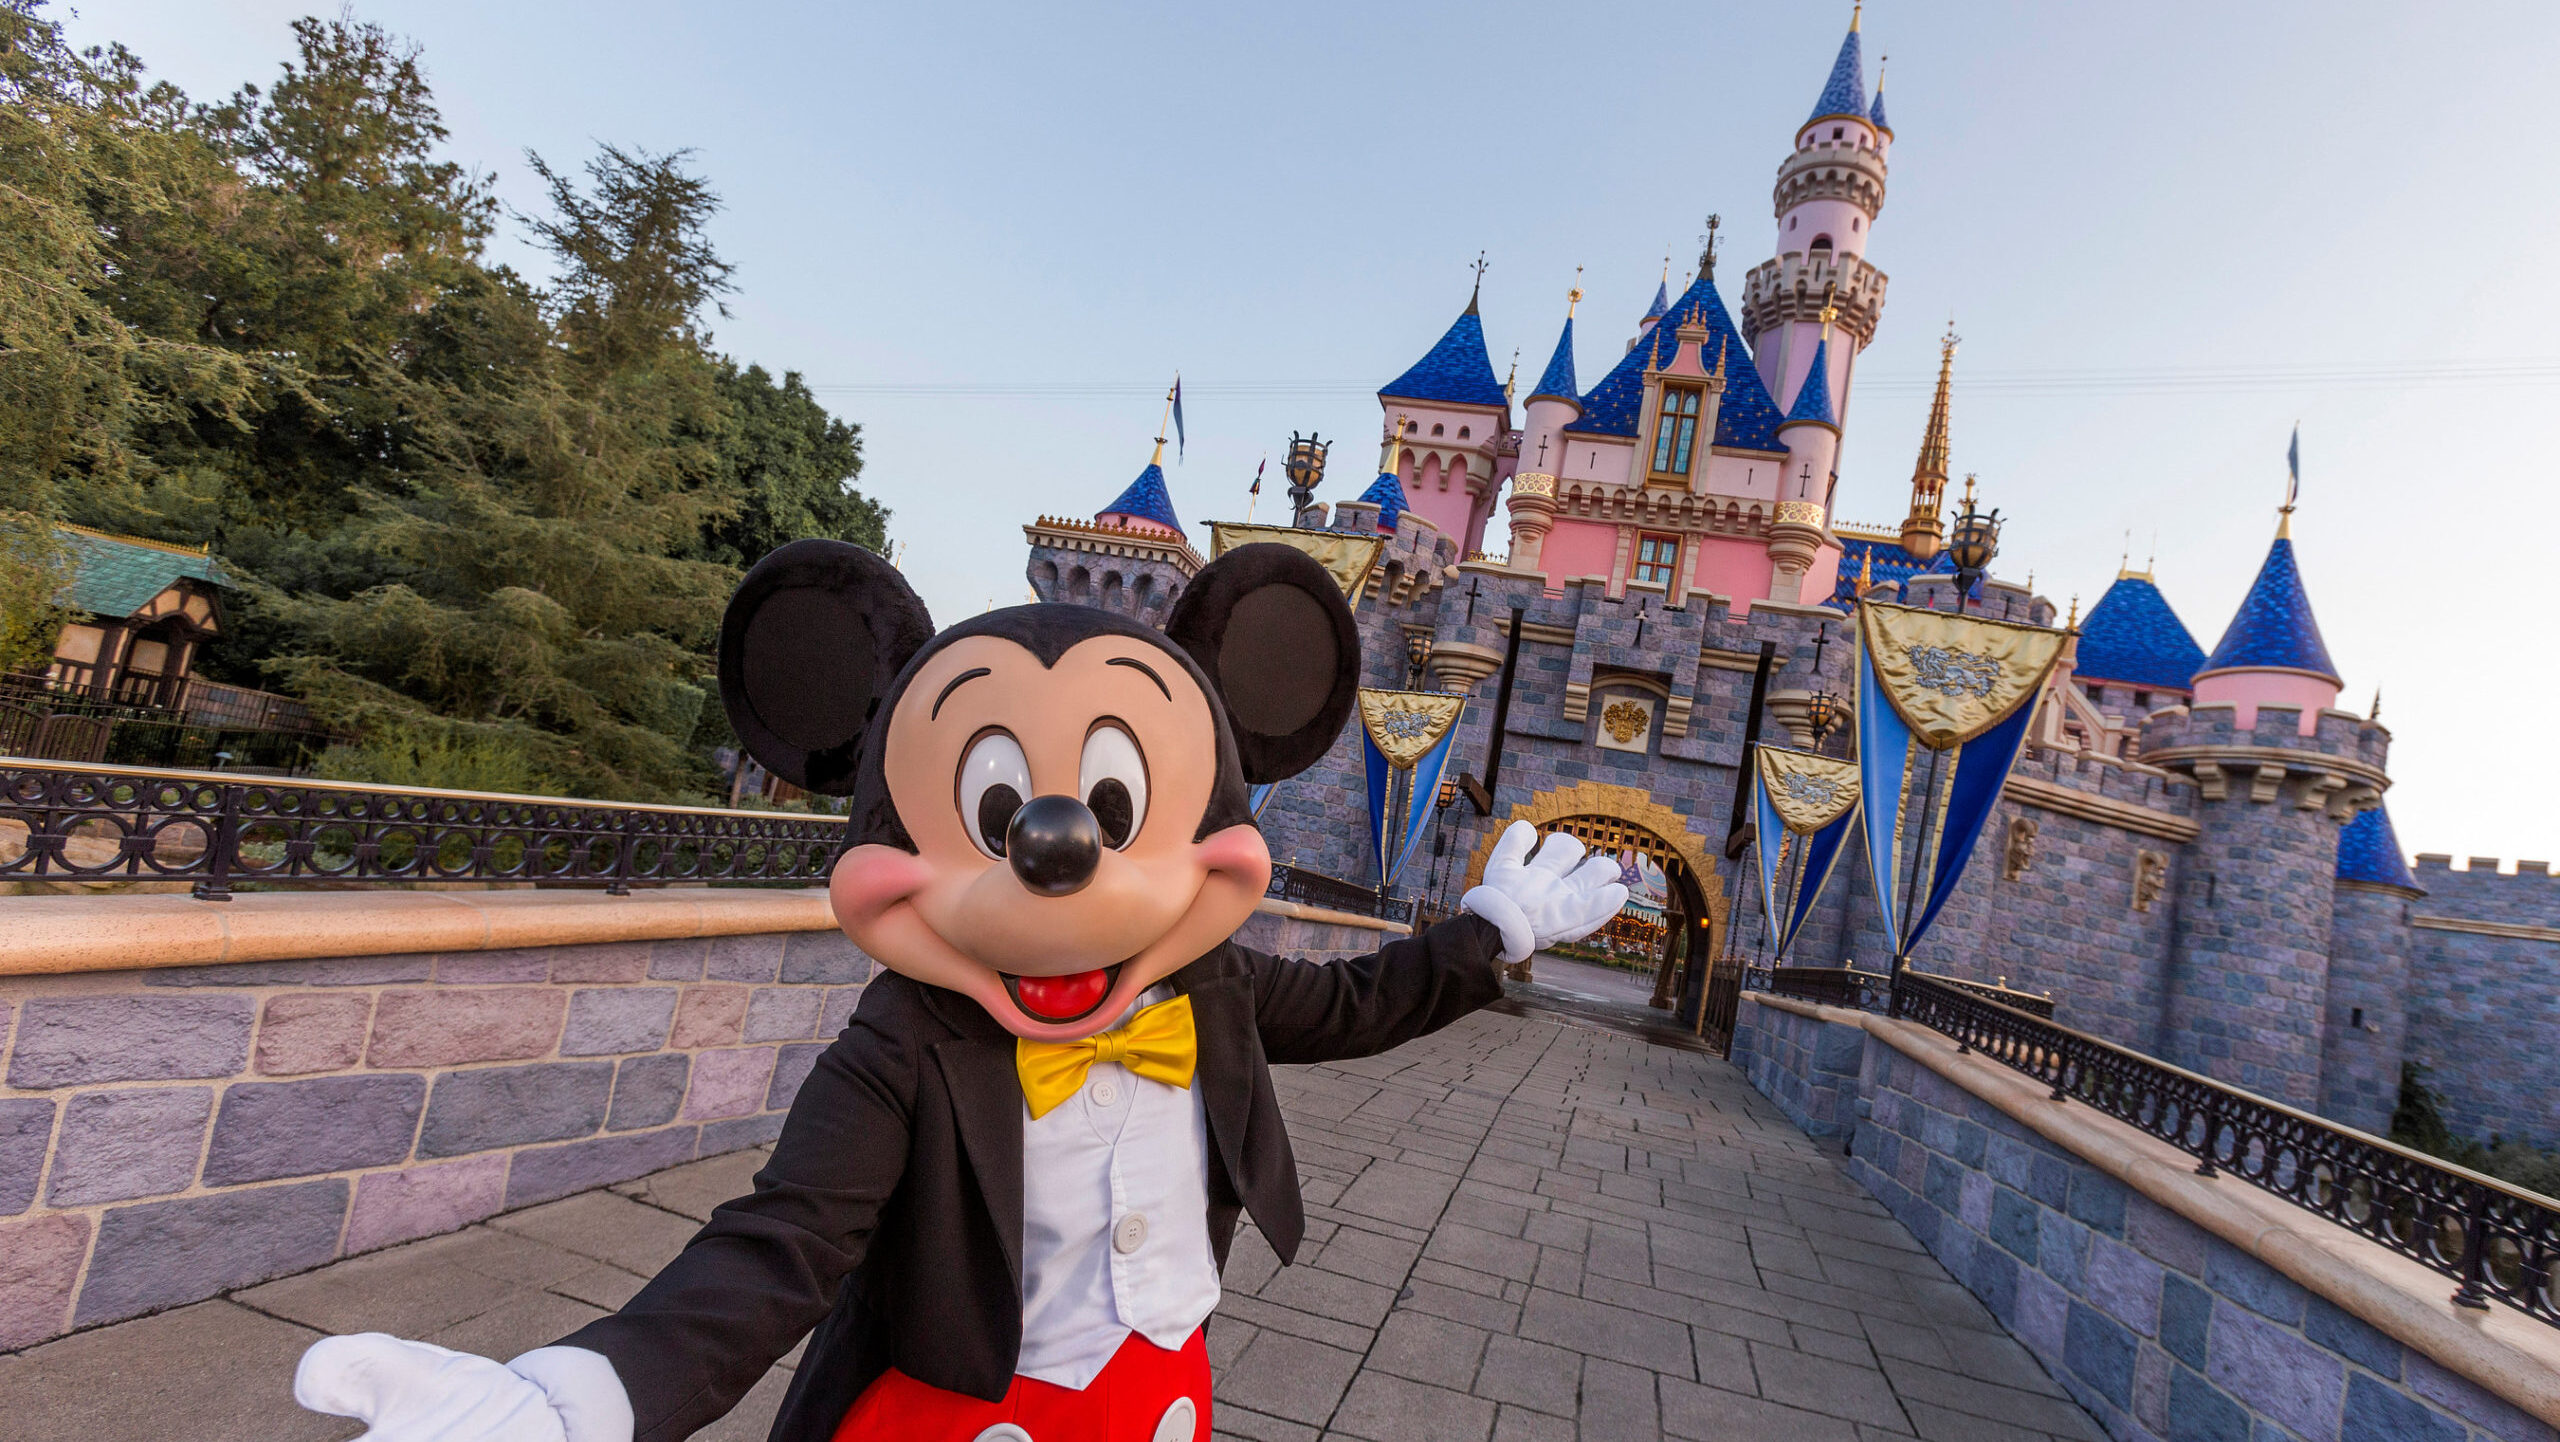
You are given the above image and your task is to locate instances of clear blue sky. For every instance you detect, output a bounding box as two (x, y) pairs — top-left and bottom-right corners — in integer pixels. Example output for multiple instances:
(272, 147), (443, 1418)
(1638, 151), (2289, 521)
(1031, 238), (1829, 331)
(74, 0), (2560, 868)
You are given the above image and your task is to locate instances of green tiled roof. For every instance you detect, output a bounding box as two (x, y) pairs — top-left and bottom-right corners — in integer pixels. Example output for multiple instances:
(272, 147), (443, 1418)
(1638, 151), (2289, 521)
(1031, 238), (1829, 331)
(56, 526), (229, 618)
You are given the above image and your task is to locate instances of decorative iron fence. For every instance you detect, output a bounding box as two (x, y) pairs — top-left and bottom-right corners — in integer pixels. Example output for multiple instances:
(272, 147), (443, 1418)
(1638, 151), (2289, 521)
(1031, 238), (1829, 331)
(0, 759), (847, 899)
(1765, 965), (1895, 1012)
(1889, 972), (2560, 1328)
(1266, 862), (1414, 925)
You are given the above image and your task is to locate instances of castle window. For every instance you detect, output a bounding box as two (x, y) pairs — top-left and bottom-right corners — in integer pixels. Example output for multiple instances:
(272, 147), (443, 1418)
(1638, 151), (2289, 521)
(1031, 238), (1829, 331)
(1852, 216), (1862, 231)
(1788, 216), (1797, 231)
(1405, 420), (1418, 434)
(1458, 426), (1471, 439)
(1634, 533), (1680, 587)
(1832, 126), (1843, 140)
(1431, 423), (1444, 437)
(1811, 235), (1834, 252)
(2350, 1006), (2366, 1030)
(1649, 385), (1702, 480)
(2133, 690), (2153, 710)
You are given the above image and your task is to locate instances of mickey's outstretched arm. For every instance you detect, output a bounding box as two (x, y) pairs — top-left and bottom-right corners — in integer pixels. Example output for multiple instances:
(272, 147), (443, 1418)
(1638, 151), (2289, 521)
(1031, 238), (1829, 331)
(1249, 821), (1627, 1066)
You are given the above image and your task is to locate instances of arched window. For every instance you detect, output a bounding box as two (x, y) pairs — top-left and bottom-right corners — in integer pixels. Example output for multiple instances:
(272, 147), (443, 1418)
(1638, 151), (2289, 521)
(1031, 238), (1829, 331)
(1431, 423), (1445, 437)
(1811, 235), (1833, 253)
(1405, 420), (1418, 434)
(1458, 426), (1471, 439)
(1832, 126), (1844, 140)
(1852, 216), (1862, 231)
(1650, 386), (1702, 478)
(1788, 216), (1797, 231)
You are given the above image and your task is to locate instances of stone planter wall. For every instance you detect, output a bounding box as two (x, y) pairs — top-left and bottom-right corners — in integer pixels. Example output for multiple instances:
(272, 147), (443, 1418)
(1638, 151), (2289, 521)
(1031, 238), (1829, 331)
(1233, 899), (1412, 964)
(1732, 993), (2560, 1442)
(0, 889), (861, 1352)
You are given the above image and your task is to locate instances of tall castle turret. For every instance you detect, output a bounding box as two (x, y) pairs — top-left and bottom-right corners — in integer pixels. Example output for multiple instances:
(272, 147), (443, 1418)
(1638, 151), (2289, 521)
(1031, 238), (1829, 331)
(2141, 522), (2388, 1109)
(1742, 6), (1892, 434)
(1899, 325), (1956, 561)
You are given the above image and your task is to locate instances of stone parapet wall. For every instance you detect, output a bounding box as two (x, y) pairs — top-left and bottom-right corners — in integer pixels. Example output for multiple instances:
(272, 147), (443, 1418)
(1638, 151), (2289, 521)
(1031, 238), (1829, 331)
(2403, 858), (2560, 1152)
(0, 889), (860, 1353)
(1727, 993), (1863, 1139)
(1232, 900), (1411, 964)
(1733, 994), (2560, 1442)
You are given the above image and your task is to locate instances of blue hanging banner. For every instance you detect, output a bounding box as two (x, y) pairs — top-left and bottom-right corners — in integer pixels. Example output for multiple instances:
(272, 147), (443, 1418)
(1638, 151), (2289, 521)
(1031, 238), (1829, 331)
(1855, 600), (2067, 964)
(1356, 689), (1467, 889)
(1248, 782), (1279, 819)
(1749, 745), (1862, 960)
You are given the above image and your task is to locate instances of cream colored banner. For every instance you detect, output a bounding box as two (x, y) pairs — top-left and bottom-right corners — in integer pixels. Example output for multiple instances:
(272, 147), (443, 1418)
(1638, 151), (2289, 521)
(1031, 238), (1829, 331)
(1756, 746), (1861, 833)
(1356, 689), (1466, 769)
(1858, 600), (2067, 749)
(1209, 523), (1384, 600)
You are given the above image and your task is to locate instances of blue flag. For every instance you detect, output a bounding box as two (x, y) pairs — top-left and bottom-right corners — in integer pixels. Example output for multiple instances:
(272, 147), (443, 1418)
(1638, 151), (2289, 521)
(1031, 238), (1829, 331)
(1171, 375), (1185, 462)
(2286, 424), (2300, 510)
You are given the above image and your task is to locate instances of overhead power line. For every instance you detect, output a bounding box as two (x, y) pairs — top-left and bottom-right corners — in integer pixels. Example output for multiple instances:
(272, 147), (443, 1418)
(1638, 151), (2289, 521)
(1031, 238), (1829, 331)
(805, 358), (2560, 402)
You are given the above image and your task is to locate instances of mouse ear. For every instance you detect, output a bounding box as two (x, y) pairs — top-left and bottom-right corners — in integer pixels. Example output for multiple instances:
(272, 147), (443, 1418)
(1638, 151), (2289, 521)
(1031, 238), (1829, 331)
(1165, 542), (1361, 785)
(718, 539), (934, 796)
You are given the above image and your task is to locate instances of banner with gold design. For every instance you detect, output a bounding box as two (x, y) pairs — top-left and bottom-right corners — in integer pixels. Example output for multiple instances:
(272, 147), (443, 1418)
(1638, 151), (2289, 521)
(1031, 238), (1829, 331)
(1856, 600), (2061, 963)
(1750, 746), (1862, 959)
(1210, 523), (1384, 603)
(1356, 688), (1467, 888)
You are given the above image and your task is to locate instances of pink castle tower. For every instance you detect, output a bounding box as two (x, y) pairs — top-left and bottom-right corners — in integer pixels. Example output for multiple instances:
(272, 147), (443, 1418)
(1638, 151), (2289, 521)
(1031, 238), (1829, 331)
(2190, 507), (2344, 734)
(1374, 272), (1514, 554)
(1741, 5), (1891, 434)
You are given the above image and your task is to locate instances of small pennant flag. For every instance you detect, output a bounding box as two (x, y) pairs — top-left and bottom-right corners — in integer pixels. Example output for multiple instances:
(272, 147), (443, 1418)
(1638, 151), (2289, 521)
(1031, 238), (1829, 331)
(1250, 457), (1264, 497)
(2285, 423), (2300, 510)
(1171, 375), (1186, 462)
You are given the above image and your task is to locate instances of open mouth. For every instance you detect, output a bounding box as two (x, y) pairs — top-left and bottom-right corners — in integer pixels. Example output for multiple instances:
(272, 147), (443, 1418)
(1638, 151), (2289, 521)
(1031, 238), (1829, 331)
(1000, 962), (1126, 1024)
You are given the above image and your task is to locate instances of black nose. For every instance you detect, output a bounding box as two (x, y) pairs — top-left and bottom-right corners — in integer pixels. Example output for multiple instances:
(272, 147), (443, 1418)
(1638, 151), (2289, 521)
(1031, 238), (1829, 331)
(1006, 794), (1101, 896)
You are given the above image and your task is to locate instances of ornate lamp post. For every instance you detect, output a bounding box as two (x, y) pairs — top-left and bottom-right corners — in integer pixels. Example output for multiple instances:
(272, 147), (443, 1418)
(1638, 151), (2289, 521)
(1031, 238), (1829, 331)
(1405, 631), (1434, 691)
(1945, 475), (2003, 613)
(1283, 432), (1329, 524)
(1802, 621), (1843, 752)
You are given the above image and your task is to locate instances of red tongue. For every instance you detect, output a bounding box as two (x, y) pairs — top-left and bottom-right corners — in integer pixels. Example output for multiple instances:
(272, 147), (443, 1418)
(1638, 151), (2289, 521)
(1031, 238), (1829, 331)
(1015, 968), (1111, 1021)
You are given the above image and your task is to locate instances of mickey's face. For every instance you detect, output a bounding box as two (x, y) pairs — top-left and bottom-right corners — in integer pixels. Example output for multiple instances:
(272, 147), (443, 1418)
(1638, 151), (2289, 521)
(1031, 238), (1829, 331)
(828, 632), (1271, 1041)
(718, 539), (1361, 1044)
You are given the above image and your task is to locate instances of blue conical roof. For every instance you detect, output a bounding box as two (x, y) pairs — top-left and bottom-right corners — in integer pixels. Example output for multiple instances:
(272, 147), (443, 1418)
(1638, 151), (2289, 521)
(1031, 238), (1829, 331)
(2200, 536), (2338, 682)
(1642, 280), (1670, 323)
(1357, 470), (1410, 533)
(2336, 806), (2420, 891)
(1566, 273), (1786, 451)
(1098, 458), (1184, 536)
(1380, 304), (1509, 409)
(2074, 575), (2206, 690)
(1783, 340), (1837, 427)
(1807, 22), (1867, 124)
(1870, 88), (1891, 132)
(1528, 317), (1578, 404)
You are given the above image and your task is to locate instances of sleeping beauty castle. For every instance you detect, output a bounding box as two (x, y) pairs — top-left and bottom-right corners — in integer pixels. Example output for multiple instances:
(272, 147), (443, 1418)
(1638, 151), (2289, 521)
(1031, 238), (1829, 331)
(1018, 12), (2560, 1155)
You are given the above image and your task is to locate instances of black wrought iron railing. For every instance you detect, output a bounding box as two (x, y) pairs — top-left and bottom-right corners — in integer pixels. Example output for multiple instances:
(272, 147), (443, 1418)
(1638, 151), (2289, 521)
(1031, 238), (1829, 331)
(0, 759), (847, 899)
(1890, 973), (2560, 1328)
(1265, 862), (1415, 925)
(1757, 964), (2058, 1021)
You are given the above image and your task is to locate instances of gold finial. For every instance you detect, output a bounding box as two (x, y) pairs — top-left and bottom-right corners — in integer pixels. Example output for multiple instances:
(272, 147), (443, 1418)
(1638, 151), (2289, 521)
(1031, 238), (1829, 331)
(1962, 474), (1978, 507)
(1568, 264), (1584, 317)
(2065, 594), (2080, 630)
(1149, 438), (1166, 467)
(1876, 53), (1888, 95)
(1382, 413), (1408, 474)
(1850, 0), (1862, 32)
(1712, 337), (1728, 380)
(1504, 347), (1520, 400)
(1857, 549), (1874, 592)
(1818, 282), (1840, 338)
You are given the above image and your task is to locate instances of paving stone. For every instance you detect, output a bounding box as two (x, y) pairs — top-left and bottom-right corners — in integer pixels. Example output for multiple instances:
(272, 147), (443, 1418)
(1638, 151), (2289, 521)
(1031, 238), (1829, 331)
(1661, 1378), (1862, 1442)
(490, 1189), (706, 1276)
(614, 1145), (768, 1222)
(1333, 1369), (1498, 1442)
(1475, 1333), (1583, 1416)
(1337, 1159), (1461, 1229)
(1577, 1357), (1662, 1442)
(1519, 1288), (1696, 1376)
(5, 1300), (357, 1442)
(425, 1284), (610, 1361)
(235, 1236), (523, 1335)
(1215, 1329), (1362, 1424)
(1368, 1307), (1488, 1389)
(1749, 1341), (1911, 1429)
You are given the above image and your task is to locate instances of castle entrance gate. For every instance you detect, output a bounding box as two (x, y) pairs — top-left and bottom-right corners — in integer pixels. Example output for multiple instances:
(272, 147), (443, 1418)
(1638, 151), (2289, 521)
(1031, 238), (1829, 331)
(1461, 781), (1729, 1034)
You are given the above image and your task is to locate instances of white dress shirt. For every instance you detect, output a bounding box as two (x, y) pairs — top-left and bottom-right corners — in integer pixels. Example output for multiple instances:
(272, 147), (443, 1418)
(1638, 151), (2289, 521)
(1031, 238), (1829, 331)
(1015, 987), (1222, 1390)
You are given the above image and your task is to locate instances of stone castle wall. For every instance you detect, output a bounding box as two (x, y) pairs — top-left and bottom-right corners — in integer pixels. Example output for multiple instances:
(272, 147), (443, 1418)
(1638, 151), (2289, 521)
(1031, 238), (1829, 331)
(0, 892), (859, 1351)
(2403, 857), (2560, 1151)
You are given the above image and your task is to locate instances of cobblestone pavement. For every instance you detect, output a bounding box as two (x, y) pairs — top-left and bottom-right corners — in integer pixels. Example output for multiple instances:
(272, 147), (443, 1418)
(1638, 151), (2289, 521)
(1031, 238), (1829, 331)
(0, 1007), (2104, 1442)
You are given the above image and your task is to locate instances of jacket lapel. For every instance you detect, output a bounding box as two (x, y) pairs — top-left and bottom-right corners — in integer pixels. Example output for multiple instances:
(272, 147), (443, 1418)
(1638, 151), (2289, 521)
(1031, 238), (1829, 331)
(921, 989), (1025, 1292)
(1177, 961), (1254, 1194)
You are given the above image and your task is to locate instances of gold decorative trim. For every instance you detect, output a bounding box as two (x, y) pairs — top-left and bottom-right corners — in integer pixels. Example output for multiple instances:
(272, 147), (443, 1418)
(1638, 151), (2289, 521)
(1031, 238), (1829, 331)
(2002, 775), (2200, 843)
(1510, 472), (1557, 498)
(2410, 915), (2560, 945)
(1773, 501), (1828, 527)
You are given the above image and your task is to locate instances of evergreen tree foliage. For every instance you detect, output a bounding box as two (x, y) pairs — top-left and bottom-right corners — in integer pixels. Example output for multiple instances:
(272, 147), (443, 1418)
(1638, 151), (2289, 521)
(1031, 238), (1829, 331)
(0, 3), (886, 800)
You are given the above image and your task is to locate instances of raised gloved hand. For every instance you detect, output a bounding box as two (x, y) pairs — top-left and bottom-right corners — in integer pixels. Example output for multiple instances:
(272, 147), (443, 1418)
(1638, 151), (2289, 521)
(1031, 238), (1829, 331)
(294, 1334), (633, 1442)
(1461, 821), (1630, 965)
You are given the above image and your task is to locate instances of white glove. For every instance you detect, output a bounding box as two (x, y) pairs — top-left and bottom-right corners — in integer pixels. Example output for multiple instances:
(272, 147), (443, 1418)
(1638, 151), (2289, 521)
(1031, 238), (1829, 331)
(295, 1334), (633, 1442)
(1461, 821), (1630, 964)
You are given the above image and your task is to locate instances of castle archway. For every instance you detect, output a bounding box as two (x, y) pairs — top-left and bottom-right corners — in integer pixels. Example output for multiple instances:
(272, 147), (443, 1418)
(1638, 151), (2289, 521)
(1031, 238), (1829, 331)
(1460, 781), (1728, 1015)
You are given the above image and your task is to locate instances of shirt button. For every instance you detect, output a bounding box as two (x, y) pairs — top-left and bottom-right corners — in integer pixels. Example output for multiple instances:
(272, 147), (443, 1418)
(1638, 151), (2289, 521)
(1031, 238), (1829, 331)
(1091, 1080), (1118, 1106)
(1113, 1213), (1148, 1255)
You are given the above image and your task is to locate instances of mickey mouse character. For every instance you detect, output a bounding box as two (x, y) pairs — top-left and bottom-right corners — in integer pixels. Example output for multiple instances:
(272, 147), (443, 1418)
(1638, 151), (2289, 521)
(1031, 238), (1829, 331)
(294, 541), (1626, 1442)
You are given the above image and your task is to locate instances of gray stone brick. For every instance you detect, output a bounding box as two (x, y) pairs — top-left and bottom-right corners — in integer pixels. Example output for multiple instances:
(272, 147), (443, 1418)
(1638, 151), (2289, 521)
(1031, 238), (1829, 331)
(47, 1087), (213, 1205)
(701, 1112), (787, 1153)
(780, 930), (871, 985)
(767, 1042), (826, 1111)
(2340, 1372), (2465, 1442)
(0, 1098), (55, 1215)
(648, 938), (707, 981)
(202, 1074), (427, 1186)
(8, 996), (254, 1087)
(503, 1126), (699, 1209)
(820, 985), (863, 1036)
(1473, 1334), (1580, 1416)
(560, 987), (679, 1056)
(2061, 1302), (2136, 1410)
(418, 1062), (615, 1157)
(608, 1053), (690, 1132)
(76, 1179), (349, 1325)
(143, 955), (433, 987)
(743, 986), (823, 1042)
(1218, 1329), (1361, 1424)
(705, 934), (784, 983)
(1333, 1370), (1496, 1442)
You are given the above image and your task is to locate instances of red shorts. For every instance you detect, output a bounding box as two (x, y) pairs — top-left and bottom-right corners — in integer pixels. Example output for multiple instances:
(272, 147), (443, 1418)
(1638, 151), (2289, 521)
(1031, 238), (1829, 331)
(831, 1327), (1211, 1442)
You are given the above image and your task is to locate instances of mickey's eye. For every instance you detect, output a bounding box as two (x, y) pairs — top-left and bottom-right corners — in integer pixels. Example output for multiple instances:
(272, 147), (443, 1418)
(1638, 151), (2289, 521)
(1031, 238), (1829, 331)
(1079, 723), (1148, 849)
(956, 730), (1029, 859)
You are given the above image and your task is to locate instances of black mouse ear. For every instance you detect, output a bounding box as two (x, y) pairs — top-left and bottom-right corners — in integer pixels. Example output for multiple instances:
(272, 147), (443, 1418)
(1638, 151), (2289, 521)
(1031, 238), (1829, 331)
(718, 539), (934, 796)
(1165, 542), (1360, 785)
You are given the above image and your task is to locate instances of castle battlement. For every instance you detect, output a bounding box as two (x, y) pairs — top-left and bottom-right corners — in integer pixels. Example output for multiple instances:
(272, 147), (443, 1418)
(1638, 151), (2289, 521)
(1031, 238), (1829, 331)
(2412, 855), (2560, 880)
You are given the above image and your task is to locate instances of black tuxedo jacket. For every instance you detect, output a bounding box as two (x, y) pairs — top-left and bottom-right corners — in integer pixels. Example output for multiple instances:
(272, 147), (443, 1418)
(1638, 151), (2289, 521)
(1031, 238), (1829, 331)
(558, 913), (1505, 1442)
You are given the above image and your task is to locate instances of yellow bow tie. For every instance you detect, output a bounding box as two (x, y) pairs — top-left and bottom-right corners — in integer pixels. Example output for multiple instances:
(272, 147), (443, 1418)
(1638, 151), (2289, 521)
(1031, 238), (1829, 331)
(1015, 994), (1197, 1120)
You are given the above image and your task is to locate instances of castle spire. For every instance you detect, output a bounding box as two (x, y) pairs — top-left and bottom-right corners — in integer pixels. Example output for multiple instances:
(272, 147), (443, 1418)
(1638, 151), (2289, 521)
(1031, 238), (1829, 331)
(1806, 7), (1869, 125)
(1898, 322), (1958, 561)
(1527, 286), (1582, 405)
